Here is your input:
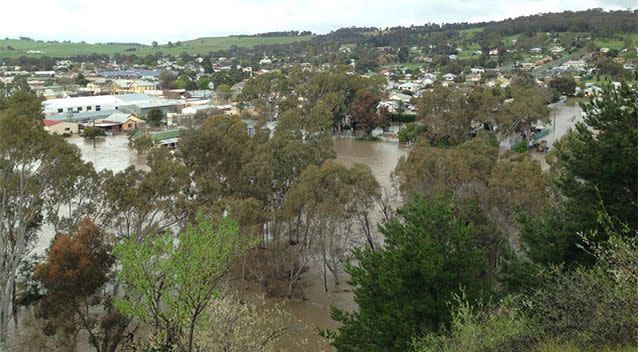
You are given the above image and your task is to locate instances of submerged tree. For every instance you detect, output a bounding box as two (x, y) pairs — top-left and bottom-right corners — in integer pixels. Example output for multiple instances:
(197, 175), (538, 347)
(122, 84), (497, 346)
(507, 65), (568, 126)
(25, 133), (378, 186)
(0, 91), (87, 342)
(34, 219), (129, 352)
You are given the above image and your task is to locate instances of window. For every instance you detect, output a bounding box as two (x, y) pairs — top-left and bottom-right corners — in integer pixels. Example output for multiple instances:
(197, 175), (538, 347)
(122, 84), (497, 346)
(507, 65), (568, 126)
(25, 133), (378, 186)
(57, 108), (63, 113)
(87, 106), (92, 111)
(77, 107), (82, 112)
(64, 128), (70, 131)
(96, 105), (101, 111)
(128, 123), (133, 128)
(67, 108), (72, 112)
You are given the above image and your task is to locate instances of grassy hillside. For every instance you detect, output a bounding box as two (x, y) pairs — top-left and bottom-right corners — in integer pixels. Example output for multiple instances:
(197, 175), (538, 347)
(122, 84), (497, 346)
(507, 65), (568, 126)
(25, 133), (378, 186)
(0, 35), (314, 58)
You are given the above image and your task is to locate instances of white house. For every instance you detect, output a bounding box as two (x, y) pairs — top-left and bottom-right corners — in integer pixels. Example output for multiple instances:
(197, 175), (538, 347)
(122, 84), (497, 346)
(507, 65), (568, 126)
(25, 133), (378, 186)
(398, 82), (421, 94)
(389, 93), (412, 103)
(442, 73), (456, 81)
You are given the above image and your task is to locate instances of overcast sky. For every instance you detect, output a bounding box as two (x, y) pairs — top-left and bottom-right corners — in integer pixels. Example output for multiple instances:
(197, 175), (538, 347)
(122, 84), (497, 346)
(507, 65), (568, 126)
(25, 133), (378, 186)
(2, 0), (635, 44)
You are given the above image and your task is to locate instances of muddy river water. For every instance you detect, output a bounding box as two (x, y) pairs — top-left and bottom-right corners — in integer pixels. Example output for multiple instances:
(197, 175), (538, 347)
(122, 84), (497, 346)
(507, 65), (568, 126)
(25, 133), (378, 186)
(28, 135), (408, 351)
(26, 101), (581, 350)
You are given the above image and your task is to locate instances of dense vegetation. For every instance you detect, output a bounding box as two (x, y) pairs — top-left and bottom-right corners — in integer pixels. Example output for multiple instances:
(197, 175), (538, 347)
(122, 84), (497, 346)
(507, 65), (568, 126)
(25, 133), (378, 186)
(0, 8), (637, 352)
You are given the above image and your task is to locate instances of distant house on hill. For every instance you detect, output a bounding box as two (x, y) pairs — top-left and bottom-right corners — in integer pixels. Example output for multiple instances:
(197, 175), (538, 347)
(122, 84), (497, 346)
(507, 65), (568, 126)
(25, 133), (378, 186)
(398, 82), (421, 94)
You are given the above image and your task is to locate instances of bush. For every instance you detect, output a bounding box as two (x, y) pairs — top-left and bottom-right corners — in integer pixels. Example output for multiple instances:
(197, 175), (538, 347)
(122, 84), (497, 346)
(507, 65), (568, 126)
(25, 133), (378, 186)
(512, 140), (528, 153)
(398, 123), (426, 143)
(413, 295), (538, 352)
(388, 113), (417, 123)
(530, 264), (638, 348)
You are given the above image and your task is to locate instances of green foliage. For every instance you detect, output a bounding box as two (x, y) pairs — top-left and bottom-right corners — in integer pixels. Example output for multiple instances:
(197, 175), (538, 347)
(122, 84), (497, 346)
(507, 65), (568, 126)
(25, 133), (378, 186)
(413, 295), (537, 352)
(216, 84), (232, 101)
(391, 113), (417, 123)
(83, 126), (105, 139)
(549, 76), (577, 96)
(113, 212), (247, 352)
(529, 222), (638, 349)
(511, 139), (528, 153)
(325, 197), (489, 352)
(525, 84), (638, 266)
(75, 72), (89, 86)
(0, 90), (87, 341)
(418, 220), (638, 352)
(146, 108), (164, 127)
(398, 123), (427, 143)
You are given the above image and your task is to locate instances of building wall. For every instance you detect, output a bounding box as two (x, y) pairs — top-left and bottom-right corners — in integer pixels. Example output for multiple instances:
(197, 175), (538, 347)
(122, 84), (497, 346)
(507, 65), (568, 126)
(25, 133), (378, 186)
(121, 118), (146, 132)
(45, 122), (79, 135)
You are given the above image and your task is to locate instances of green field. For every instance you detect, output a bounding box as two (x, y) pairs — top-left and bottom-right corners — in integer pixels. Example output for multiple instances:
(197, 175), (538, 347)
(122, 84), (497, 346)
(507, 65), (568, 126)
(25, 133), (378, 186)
(593, 33), (638, 50)
(458, 27), (484, 38)
(0, 35), (314, 58)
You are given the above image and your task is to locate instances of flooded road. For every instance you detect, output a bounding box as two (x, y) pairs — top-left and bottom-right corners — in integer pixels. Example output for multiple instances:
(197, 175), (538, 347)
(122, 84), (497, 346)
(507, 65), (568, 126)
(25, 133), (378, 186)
(67, 134), (147, 172)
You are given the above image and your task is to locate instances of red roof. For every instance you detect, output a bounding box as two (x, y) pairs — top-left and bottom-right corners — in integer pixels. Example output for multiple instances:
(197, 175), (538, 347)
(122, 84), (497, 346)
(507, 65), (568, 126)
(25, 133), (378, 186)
(42, 120), (63, 127)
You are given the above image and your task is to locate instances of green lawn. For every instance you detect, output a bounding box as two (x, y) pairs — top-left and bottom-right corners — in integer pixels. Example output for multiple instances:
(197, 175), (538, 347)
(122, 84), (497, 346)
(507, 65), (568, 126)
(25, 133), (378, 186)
(0, 35), (314, 58)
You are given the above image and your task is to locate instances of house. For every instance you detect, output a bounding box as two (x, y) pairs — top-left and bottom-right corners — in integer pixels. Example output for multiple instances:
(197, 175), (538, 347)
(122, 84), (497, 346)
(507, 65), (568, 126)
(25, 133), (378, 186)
(87, 78), (111, 94)
(112, 79), (158, 93)
(473, 50), (483, 56)
(42, 120), (78, 135)
(448, 54), (458, 61)
(561, 59), (586, 71)
(442, 73), (456, 81)
(378, 100), (399, 113)
(530, 47), (543, 54)
(470, 68), (485, 74)
(398, 82), (421, 94)
(182, 104), (216, 116)
(550, 46), (564, 54)
(534, 56), (553, 66)
(488, 49), (499, 56)
(120, 115), (146, 132)
(466, 73), (482, 82)
(422, 73), (437, 81)
(389, 93), (412, 103)
(520, 62), (535, 70)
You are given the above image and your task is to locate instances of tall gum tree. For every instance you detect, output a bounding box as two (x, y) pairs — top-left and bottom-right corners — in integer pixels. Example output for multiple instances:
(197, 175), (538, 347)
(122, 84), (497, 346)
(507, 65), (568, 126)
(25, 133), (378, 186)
(0, 91), (87, 342)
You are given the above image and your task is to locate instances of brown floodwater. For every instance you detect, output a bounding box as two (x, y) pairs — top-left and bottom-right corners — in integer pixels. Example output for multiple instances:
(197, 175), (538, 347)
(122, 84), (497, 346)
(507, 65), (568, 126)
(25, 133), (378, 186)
(27, 135), (408, 351)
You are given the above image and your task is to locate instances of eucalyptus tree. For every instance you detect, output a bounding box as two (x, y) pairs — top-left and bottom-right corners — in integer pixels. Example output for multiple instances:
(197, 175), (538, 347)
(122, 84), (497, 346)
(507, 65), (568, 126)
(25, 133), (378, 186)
(0, 91), (87, 342)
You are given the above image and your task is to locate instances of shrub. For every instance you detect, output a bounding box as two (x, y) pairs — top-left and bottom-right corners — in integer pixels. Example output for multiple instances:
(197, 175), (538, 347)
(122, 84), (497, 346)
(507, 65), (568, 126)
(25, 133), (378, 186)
(398, 123), (426, 143)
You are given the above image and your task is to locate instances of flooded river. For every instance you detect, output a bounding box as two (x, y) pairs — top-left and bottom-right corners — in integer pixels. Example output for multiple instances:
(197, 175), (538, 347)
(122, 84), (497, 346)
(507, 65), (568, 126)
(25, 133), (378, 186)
(29, 135), (408, 351)
(28, 102), (583, 349)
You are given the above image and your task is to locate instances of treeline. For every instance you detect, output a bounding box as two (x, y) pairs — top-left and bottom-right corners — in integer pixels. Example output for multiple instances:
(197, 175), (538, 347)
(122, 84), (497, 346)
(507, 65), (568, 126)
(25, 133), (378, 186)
(234, 30), (313, 37)
(481, 8), (638, 37)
